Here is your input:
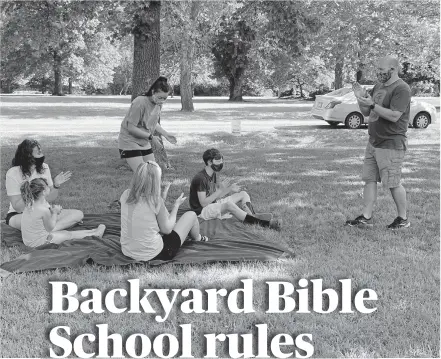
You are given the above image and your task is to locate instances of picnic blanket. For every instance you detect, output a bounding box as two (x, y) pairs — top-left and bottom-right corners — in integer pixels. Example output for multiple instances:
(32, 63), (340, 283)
(0, 212), (293, 276)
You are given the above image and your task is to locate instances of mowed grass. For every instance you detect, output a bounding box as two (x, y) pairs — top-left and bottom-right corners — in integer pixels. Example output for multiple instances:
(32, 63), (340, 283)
(0, 97), (440, 358)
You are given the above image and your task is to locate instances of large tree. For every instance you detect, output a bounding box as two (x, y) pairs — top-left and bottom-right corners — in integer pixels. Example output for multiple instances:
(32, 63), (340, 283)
(161, 1), (239, 110)
(308, 0), (440, 88)
(129, 1), (161, 100)
(1, 0), (111, 95)
(211, 1), (321, 101)
(212, 17), (256, 101)
(105, 1), (163, 99)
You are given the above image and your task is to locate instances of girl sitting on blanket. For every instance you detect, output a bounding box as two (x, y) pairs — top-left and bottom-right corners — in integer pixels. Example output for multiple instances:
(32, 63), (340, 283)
(120, 161), (208, 262)
(20, 178), (106, 248)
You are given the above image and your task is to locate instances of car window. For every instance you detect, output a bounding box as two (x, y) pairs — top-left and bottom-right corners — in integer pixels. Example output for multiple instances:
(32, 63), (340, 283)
(326, 88), (353, 97)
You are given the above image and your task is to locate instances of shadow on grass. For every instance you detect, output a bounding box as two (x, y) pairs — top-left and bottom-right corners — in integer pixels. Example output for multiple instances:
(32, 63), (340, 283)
(2, 130), (439, 236)
(1, 129), (439, 359)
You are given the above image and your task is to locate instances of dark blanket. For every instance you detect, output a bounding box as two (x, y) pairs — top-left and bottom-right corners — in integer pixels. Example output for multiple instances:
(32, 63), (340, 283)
(0, 213), (293, 276)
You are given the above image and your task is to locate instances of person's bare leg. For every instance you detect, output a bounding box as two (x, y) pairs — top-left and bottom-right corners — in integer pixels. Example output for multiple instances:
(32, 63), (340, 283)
(220, 201), (247, 221)
(52, 209), (84, 231)
(362, 182), (377, 219)
(228, 191), (251, 206)
(8, 213), (22, 230)
(50, 224), (106, 244)
(125, 156), (146, 172)
(390, 185), (407, 219)
(172, 212), (201, 243)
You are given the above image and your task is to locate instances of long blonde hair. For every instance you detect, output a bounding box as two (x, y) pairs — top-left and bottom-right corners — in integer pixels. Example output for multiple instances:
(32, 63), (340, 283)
(20, 178), (48, 208)
(126, 162), (162, 211)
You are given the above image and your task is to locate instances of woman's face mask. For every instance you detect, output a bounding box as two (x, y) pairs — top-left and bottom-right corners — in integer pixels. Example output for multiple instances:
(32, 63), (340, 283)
(32, 146), (45, 167)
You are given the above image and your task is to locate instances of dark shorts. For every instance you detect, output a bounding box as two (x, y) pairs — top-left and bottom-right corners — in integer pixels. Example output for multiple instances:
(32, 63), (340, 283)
(5, 212), (19, 225)
(119, 148), (153, 159)
(152, 230), (182, 261)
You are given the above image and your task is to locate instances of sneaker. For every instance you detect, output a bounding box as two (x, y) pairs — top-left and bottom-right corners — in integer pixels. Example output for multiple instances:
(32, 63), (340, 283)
(345, 215), (373, 228)
(387, 216), (410, 230)
(269, 218), (282, 231)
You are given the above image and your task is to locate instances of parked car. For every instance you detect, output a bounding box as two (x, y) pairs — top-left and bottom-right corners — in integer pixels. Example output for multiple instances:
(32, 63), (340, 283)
(311, 86), (437, 129)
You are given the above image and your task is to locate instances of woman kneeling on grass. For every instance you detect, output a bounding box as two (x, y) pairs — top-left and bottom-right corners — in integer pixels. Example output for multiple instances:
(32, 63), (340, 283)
(20, 178), (106, 248)
(120, 162), (208, 262)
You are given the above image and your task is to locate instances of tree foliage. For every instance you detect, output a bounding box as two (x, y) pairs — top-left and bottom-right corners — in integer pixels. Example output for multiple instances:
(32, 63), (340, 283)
(0, 0), (116, 95)
(212, 17), (256, 101)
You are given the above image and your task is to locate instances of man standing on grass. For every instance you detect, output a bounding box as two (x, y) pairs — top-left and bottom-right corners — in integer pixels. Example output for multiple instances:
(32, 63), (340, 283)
(346, 55), (411, 230)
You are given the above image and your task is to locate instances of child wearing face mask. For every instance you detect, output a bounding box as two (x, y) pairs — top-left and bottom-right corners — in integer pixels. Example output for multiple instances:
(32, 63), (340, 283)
(118, 76), (177, 172)
(20, 178), (106, 248)
(189, 148), (282, 231)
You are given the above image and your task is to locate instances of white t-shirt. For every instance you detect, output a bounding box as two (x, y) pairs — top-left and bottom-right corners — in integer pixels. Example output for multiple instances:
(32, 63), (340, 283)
(5, 164), (54, 214)
(120, 189), (163, 261)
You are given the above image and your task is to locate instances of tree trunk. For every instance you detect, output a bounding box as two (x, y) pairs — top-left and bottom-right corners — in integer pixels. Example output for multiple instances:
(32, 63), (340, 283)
(41, 78), (45, 94)
(298, 80), (304, 98)
(228, 70), (244, 101)
(131, 1), (161, 101)
(53, 51), (64, 96)
(334, 58), (344, 89)
(5, 80), (11, 94)
(180, 40), (194, 111)
(68, 78), (72, 94)
(180, 1), (199, 112)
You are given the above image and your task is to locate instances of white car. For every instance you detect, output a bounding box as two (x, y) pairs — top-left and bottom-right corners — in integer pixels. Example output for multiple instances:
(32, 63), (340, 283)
(311, 86), (437, 129)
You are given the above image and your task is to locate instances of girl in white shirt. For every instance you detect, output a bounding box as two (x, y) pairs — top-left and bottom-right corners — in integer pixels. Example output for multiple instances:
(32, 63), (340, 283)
(20, 178), (106, 248)
(120, 162), (208, 262)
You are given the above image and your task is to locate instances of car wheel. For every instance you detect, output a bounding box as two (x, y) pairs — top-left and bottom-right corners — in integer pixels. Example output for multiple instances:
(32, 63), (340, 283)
(326, 121), (339, 127)
(345, 112), (363, 129)
(413, 112), (430, 129)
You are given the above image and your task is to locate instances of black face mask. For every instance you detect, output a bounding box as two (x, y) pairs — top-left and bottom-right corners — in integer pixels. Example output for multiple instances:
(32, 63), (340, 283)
(34, 156), (45, 167)
(211, 163), (223, 172)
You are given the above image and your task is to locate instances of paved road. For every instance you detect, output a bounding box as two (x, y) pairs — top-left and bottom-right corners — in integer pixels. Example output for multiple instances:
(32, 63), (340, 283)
(1, 95), (439, 135)
(1, 96), (319, 134)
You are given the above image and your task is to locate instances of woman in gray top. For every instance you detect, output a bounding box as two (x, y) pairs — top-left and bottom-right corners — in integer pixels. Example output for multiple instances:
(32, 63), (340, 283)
(118, 77), (177, 172)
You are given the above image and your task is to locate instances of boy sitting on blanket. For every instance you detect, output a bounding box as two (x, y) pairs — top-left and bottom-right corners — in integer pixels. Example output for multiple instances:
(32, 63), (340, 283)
(189, 148), (282, 231)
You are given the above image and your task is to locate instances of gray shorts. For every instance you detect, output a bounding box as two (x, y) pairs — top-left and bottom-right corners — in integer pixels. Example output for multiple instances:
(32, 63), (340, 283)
(362, 142), (405, 188)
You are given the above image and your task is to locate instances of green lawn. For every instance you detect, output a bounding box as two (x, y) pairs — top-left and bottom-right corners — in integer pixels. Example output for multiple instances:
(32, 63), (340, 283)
(0, 97), (439, 358)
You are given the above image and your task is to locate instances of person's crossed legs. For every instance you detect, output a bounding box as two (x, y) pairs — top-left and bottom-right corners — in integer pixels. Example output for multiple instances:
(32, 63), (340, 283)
(8, 209), (84, 231)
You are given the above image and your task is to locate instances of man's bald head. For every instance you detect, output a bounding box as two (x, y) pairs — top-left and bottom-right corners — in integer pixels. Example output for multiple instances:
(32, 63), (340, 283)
(378, 56), (400, 72)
